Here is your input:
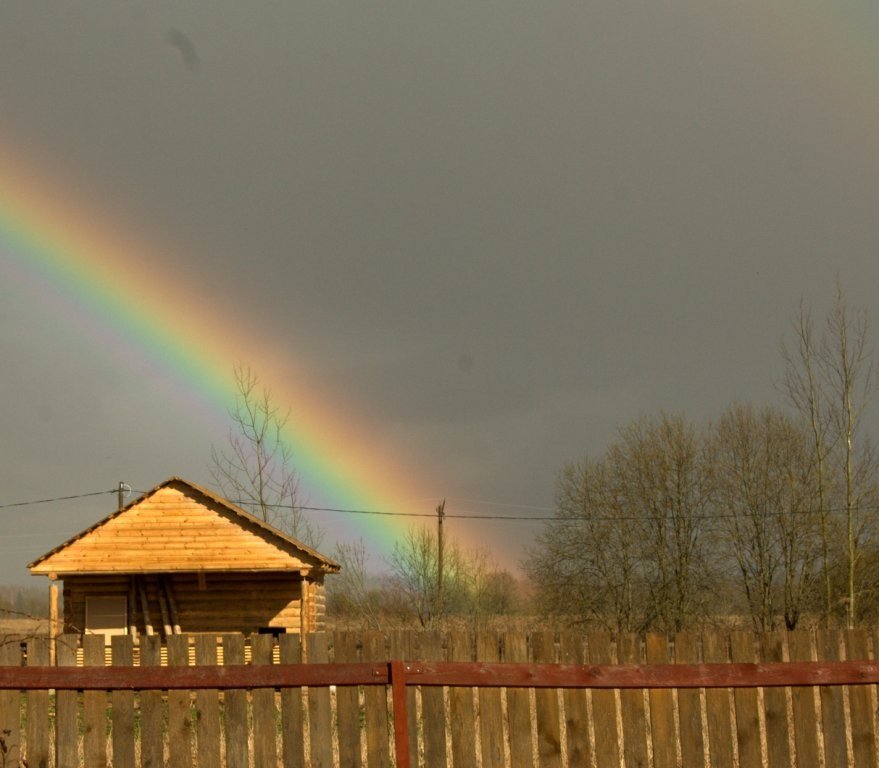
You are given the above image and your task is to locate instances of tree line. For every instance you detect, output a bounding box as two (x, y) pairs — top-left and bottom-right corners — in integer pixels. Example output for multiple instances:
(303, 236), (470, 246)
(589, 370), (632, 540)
(525, 284), (878, 632)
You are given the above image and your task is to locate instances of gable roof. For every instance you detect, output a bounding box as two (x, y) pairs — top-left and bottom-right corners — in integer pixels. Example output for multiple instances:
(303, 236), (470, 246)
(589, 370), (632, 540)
(29, 477), (340, 576)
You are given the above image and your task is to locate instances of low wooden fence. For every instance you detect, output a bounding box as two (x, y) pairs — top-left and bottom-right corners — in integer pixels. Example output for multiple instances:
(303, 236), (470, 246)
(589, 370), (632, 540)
(1, 628), (878, 766)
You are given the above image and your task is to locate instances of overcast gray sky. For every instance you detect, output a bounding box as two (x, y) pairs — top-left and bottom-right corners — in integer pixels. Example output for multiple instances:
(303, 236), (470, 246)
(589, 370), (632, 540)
(2, 1), (879, 584)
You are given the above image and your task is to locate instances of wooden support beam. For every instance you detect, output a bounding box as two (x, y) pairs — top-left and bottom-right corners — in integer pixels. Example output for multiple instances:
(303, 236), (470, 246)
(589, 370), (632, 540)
(127, 579), (139, 641)
(161, 577), (182, 634)
(137, 579), (154, 637)
(48, 582), (59, 665)
(156, 584), (173, 639)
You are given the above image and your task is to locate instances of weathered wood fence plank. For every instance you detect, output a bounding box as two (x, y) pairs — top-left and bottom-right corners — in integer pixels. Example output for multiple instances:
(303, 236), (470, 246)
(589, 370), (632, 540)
(730, 632), (761, 768)
(279, 634), (305, 768)
(55, 635), (78, 767)
(194, 634), (221, 768)
(140, 635), (164, 768)
(588, 631), (620, 768)
(27, 637), (50, 768)
(419, 631), (448, 768)
(0, 636), (22, 767)
(222, 634), (248, 768)
(391, 631), (418, 768)
(362, 631), (391, 768)
(82, 634), (107, 768)
(167, 635), (193, 768)
(558, 632), (590, 768)
(759, 631), (791, 768)
(477, 631), (505, 767)
(504, 631), (533, 768)
(110, 635), (135, 768)
(617, 633), (648, 768)
(675, 632), (706, 766)
(647, 633), (677, 768)
(334, 631), (362, 768)
(252, 633), (279, 768)
(533, 631), (563, 768)
(703, 630), (734, 768)
(788, 629), (820, 767)
(848, 629), (877, 767)
(448, 631), (478, 768)
(816, 629), (847, 767)
(306, 633), (333, 768)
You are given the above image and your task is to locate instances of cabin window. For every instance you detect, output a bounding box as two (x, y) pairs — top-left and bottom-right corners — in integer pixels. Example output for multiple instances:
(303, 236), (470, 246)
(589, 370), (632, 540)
(85, 596), (128, 638)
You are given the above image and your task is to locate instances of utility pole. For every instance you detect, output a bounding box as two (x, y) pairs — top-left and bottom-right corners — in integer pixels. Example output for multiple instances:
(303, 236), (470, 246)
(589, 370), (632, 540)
(118, 481), (129, 512)
(436, 499), (446, 617)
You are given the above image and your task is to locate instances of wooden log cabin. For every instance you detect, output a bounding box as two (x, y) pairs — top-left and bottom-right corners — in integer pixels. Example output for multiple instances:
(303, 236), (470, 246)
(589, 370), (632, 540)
(28, 477), (340, 639)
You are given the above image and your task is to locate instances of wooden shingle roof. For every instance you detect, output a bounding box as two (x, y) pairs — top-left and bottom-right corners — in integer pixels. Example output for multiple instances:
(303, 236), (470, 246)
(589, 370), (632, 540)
(28, 477), (340, 577)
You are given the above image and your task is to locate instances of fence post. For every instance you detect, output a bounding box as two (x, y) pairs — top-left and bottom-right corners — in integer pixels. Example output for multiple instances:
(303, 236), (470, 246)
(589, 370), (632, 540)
(390, 660), (411, 768)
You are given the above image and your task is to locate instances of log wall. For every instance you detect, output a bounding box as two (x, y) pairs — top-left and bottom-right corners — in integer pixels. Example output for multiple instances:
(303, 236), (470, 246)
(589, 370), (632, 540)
(63, 572), (327, 636)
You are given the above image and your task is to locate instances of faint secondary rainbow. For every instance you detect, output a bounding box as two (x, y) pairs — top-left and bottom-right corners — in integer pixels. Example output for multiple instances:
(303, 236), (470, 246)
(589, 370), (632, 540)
(0, 146), (441, 554)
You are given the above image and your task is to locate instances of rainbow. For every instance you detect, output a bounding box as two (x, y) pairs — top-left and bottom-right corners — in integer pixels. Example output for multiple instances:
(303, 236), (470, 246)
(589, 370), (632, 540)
(0, 145), (443, 558)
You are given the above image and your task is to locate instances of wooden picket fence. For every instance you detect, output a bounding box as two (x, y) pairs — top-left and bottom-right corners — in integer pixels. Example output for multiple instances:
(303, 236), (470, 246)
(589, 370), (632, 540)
(0, 628), (878, 766)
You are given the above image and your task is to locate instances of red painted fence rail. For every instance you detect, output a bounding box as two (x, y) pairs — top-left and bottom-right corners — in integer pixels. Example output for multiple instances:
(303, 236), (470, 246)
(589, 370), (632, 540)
(0, 658), (878, 690)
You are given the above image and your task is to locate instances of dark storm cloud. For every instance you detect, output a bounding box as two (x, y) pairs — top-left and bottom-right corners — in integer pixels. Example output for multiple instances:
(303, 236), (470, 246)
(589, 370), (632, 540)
(2, 0), (879, 579)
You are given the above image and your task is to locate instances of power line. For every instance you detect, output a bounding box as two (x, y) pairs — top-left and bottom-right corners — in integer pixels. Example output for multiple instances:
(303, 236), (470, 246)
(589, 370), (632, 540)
(0, 490), (116, 510)
(4, 488), (879, 526)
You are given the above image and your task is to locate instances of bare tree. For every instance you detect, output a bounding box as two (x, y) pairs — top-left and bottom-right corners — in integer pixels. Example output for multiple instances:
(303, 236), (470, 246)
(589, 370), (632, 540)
(780, 300), (835, 623)
(710, 404), (820, 630)
(822, 283), (876, 626)
(612, 414), (714, 632)
(326, 539), (385, 629)
(526, 415), (714, 633)
(781, 283), (877, 626)
(211, 364), (322, 548)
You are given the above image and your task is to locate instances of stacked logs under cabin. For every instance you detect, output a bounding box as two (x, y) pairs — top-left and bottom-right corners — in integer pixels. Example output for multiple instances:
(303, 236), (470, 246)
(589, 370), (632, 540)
(29, 477), (340, 641)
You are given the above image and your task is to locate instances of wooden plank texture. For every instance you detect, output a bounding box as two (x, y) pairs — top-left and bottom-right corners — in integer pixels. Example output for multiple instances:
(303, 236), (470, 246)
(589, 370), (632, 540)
(279, 634), (306, 768)
(222, 635), (249, 768)
(646, 633), (677, 768)
(674, 633), (705, 766)
(589, 631), (621, 768)
(703, 630), (734, 768)
(815, 629), (847, 767)
(0, 636), (21, 768)
(306, 633), (333, 768)
(788, 630), (820, 767)
(362, 631), (392, 768)
(82, 634), (108, 767)
(477, 632), (505, 767)
(194, 634), (221, 768)
(532, 631), (563, 768)
(503, 631), (533, 768)
(729, 632), (761, 768)
(418, 631), (448, 768)
(617, 633), (648, 768)
(55, 634), (79, 768)
(759, 631), (791, 768)
(110, 635), (135, 768)
(849, 629), (877, 767)
(559, 632), (590, 768)
(140, 635), (165, 768)
(390, 631), (418, 768)
(26, 636), (50, 768)
(448, 631), (478, 768)
(167, 635), (193, 768)
(333, 631), (363, 768)
(252, 633), (280, 768)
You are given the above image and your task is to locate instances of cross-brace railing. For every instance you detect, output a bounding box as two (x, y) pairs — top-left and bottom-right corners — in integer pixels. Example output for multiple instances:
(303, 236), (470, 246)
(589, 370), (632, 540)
(1, 659), (878, 767)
